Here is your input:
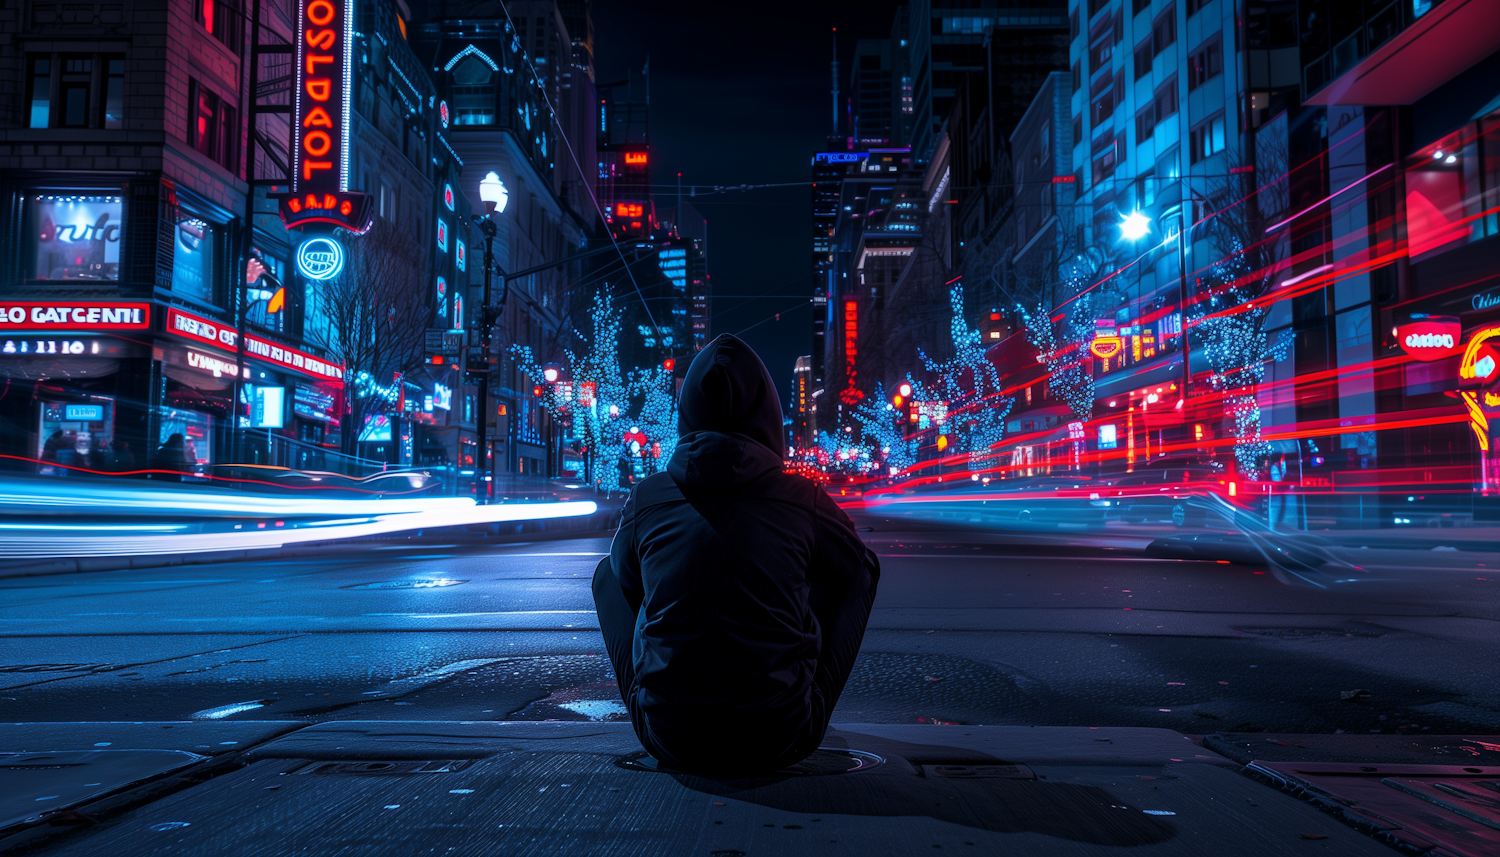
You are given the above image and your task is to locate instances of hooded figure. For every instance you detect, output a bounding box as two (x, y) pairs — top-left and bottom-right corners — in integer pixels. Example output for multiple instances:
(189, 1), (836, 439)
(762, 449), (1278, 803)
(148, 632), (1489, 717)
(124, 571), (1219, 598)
(593, 334), (880, 774)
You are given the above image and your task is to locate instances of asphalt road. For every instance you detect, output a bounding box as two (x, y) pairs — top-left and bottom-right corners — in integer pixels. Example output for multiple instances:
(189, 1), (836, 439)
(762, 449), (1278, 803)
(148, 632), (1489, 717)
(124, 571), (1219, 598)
(3, 521), (1499, 736)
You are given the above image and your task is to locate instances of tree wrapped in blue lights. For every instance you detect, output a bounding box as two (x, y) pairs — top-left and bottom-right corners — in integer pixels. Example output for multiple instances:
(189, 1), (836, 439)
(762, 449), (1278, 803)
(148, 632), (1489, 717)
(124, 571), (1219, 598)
(511, 289), (682, 492)
(629, 363), (678, 472)
(512, 291), (632, 492)
(921, 285), (1013, 470)
(852, 382), (919, 476)
(1193, 141), (1292, 479)
(1192, 235), (1288, 478)
(1018, 283), (1096, 423)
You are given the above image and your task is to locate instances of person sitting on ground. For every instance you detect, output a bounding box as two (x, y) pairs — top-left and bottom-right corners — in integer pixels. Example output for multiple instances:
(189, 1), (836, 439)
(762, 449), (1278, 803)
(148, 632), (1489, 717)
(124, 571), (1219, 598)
(593, 333), (880, 775)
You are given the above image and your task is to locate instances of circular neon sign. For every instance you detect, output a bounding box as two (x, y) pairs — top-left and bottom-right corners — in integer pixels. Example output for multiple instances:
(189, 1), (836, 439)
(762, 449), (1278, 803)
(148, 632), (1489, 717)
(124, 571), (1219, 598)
(296, 236), (344, 281)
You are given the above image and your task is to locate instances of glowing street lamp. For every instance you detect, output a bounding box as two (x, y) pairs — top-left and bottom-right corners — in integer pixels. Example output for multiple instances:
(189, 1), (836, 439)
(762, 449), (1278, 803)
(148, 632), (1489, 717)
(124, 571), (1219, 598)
(1119, 210), (1151, 242)
(479, 171), (509, 216)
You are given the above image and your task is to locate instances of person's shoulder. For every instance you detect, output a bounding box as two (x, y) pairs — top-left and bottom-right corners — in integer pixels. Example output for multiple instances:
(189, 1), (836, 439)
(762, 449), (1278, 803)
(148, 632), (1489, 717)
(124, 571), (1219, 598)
(625, 472), (685, 514)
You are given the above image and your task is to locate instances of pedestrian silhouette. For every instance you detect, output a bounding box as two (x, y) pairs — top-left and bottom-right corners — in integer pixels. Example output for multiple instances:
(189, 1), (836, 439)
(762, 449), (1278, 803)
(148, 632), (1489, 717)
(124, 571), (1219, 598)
(593, 334), (880, 775)
(152, 433), (188, 480)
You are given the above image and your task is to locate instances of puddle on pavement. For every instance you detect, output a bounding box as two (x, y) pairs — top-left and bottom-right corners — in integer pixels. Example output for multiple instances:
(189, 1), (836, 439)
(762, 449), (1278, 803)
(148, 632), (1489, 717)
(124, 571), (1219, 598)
(344, 579), (467, 590)
(519, 678), (630, 722)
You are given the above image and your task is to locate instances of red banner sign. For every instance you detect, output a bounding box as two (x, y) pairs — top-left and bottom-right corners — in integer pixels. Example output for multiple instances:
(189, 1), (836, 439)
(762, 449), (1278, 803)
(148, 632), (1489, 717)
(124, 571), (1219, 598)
(275, 0), (369, 232)
(1397, 316), (1461, 362)
(167, 308), (345, 382)
(0, 301), (149, 330)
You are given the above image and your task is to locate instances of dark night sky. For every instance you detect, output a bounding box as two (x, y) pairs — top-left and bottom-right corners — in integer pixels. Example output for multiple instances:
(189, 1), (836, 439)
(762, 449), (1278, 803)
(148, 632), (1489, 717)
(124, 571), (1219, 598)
(590, 0), (903, 408)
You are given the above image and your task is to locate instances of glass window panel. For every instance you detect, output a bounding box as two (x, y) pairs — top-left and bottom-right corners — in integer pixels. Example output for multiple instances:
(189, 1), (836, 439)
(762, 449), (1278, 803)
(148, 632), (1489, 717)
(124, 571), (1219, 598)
(29, 194), (124, 281)
(28, 58), (51, 129)
(172, 216), (217, 303)
(103, 58), (124, 129)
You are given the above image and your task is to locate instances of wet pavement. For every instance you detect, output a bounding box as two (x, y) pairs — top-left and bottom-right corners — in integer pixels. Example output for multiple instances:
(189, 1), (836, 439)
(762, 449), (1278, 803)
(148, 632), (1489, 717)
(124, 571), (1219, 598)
(4, 524), (1500, 853)
(3, 528), (1500, 734)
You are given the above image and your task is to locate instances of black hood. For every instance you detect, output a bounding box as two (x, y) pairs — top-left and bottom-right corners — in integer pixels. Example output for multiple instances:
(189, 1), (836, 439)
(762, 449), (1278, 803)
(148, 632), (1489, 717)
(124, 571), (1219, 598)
(676, 334), (784, 456)
(666, 335), (785, 490)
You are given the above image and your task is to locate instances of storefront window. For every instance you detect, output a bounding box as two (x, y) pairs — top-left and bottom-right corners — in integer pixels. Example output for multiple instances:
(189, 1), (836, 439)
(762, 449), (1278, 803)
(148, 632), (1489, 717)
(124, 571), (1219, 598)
(245, 251), (289, 334)
(156, 407), (212, 476)
(172, 215), (218, 304)
(38, 399), (116, 474)
(28, 194), (123, 281)
(1405, 115), (1500, 260)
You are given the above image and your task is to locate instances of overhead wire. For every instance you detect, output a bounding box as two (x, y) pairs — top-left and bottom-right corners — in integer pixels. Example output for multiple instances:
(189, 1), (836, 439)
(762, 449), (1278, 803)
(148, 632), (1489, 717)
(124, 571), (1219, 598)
(496, 1), (660, 335)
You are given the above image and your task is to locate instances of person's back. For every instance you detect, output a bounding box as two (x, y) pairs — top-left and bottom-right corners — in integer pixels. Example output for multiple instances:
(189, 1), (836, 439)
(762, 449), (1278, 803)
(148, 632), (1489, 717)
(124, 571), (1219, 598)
(594, 334), (879, 774)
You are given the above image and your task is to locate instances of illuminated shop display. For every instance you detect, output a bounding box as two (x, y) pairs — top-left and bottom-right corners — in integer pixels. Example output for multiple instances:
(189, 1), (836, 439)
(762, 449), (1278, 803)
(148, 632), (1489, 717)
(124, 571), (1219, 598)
(171, 217), (217, 303)
(28, 195), (123, 281)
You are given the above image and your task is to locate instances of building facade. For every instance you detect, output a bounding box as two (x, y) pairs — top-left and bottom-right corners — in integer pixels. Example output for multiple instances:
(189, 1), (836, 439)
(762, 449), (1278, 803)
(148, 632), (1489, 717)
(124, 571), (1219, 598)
(0, 0), (462, 481)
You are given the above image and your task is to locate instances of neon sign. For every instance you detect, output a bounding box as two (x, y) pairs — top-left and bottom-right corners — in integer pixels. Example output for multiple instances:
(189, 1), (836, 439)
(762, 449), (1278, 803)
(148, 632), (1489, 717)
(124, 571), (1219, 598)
(1458, 324), (1500, 450)
(1089, 335), (1124, 359)
(168, 307), (345, 382)
(623, 152), (648, 165)
(275, 0), (371, 232)
(0, 301), (148, 329)
(296, 236), (344, 280)
(443, 183), (455, 211)
(439, 101), (450, 129)
(1397, 315), (1461, 361)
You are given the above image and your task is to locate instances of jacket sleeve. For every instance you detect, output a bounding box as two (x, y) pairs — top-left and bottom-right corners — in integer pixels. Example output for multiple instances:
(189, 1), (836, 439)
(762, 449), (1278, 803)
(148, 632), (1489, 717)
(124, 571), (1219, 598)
(809, 488), (881, 591)
(608, 488), (646, 613)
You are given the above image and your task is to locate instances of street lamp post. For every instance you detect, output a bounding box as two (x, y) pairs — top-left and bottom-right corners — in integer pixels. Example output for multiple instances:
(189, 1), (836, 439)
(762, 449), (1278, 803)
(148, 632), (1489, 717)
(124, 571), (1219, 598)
(472, 171), (509, 503)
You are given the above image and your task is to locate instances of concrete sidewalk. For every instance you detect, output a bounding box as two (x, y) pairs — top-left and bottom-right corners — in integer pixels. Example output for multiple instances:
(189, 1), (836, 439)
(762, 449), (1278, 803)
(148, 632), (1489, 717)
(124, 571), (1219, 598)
(0, 720), (1418, 856)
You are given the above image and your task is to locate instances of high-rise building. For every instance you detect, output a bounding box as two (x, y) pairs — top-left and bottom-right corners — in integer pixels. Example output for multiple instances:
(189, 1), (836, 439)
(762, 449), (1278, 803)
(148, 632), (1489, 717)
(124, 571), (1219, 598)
(906, 1), (1069, 163)
(850, 40), (895, 145)
(792, 355), (814, 449)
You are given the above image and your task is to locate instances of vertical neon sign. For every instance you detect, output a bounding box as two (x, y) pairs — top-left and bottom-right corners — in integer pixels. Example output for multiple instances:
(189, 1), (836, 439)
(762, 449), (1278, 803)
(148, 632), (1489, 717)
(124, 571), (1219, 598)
(277, 0), (370, 232)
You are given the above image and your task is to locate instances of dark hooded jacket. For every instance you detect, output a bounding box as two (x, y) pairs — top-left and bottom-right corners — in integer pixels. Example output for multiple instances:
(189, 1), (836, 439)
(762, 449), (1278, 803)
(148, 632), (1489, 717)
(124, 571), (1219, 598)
(607, 334), (877, 770)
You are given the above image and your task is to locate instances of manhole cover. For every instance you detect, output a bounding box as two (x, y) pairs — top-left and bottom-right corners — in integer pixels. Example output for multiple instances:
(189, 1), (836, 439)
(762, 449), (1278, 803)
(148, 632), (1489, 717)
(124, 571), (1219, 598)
(616, 748), (882, 776)
(299, 759), (475, 775)
(343, 579), (467, 590)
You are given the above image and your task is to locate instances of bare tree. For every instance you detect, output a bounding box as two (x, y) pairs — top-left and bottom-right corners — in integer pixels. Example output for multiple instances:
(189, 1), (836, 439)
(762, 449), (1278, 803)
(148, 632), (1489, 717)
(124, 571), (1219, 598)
(1191, 129), (1292, 477)
(305, 219), (432, 457)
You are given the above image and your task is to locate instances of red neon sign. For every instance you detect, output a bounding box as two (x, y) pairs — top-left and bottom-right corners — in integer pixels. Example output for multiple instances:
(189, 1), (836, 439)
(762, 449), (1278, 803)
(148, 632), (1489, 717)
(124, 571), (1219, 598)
(274, 0), (370, 232)
(167, 308), (345, 382)
(0, 301), (149, 330)
(615, 203), (644, 218)
(1396, 316), (1461, 362)
(623, 152), (648, 165)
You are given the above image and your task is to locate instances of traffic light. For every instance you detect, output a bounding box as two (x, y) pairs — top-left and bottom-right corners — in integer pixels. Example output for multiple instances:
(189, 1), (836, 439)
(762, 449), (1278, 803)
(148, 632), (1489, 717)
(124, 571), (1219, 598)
(663, 358), (676, 372)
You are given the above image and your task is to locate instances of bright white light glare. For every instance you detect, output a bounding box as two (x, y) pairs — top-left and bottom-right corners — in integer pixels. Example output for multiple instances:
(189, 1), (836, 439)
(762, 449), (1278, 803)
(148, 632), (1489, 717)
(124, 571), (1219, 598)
(192, 701), (266, 720)
(1445, 155), (1457, 164)
(0, 479), (479, 518)
(542, 368), (559, 382)
(0, 495), (598, 558)
(1119, 211), (1151, 241)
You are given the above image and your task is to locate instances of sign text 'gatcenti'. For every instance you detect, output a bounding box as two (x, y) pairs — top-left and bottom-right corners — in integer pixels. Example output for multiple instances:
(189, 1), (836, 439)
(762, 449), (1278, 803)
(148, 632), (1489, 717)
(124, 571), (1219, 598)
(0, 302), (149, 329)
